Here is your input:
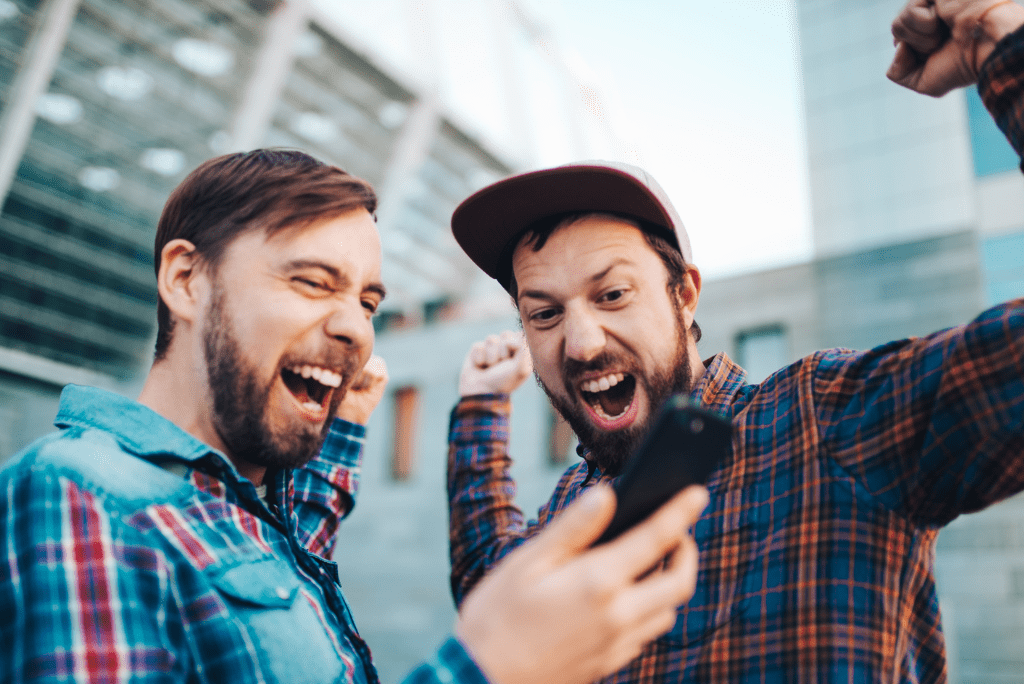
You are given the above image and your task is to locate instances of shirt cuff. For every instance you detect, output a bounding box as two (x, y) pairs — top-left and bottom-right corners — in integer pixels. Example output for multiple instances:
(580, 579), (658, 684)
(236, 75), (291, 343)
(448, 395), (512, 445)
(402, 637), (491, 684)
(319, 417), (366, 469)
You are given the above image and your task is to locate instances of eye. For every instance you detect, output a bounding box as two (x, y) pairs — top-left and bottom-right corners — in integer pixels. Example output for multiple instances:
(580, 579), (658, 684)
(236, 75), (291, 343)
(362, 298), (379, 314)
(528, 307), (560, 327)
(599, 288), (627, 303)
(293, 277), (331, 294)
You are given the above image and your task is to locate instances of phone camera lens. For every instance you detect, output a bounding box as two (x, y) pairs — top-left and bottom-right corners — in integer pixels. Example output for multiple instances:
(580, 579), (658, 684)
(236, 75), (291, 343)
(690, 417), (704, 433)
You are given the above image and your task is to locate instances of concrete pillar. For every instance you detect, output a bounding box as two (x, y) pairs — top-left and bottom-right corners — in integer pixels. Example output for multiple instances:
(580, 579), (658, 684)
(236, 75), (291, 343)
(228, 0), (311, 151)
(0, 0), (82, 206)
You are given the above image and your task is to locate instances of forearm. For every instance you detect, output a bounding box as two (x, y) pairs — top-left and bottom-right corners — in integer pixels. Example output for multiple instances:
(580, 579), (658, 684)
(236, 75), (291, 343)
(292, 417), (365, 556)
(817, 298), (1024, 525)
(447, 395), (533, 606)
(979, 21), (1024, 157)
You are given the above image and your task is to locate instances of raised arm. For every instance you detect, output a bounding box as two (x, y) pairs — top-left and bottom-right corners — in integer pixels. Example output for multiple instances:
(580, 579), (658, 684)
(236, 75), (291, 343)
(887, 0), (1024, 96)
(448, 332), (569, 605)
(292, 355), (388, 556)
(814, 300), (1024, 526)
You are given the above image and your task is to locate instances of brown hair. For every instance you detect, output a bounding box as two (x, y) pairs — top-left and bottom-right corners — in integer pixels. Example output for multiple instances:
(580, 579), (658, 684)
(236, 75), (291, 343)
(508, 212), (701, 342)
(153, 149), (377, 360)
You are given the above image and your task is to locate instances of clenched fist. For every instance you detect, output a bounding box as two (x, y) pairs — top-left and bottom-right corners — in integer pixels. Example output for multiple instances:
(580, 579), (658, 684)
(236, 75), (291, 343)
(459, 331), (533, 397)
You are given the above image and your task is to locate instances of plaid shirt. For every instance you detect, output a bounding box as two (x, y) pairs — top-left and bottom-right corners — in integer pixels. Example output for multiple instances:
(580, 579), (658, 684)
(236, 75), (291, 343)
(448, 30), (1024, 683)
(1, 385), (487, 684)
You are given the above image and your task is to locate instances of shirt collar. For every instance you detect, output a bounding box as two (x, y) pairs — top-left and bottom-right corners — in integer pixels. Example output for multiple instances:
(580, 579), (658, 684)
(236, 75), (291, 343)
(54, 384), (215, 463)
(690, 352), (749, 416)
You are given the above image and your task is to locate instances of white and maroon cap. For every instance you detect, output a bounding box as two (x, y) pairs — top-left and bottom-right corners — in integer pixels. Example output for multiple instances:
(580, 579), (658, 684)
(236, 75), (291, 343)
(451, 160), (692, 292)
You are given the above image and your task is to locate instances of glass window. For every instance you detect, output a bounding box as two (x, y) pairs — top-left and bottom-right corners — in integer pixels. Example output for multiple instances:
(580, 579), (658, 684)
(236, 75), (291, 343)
(0, 0), (269, 378)
(735, 325), (788, 384)
(391, 385), (420, 480)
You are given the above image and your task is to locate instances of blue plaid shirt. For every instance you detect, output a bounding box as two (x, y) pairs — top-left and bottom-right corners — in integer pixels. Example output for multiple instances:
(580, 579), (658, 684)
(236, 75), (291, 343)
(1, 385), (487, 684)
(448, 27), (1024, 682)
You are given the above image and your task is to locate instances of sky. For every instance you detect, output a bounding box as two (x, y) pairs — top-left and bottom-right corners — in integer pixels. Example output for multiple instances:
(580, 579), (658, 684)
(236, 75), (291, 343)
(518, 0), (813, 279)
(317, 0), (813, 280)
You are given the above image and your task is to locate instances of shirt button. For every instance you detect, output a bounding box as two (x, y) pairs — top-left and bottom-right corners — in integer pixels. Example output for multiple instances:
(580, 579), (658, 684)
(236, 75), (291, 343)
(275, 587), (290, 600)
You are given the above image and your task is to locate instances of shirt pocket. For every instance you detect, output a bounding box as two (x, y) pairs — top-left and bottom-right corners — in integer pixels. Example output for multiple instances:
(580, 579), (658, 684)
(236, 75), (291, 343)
(209, 558), (347, 684)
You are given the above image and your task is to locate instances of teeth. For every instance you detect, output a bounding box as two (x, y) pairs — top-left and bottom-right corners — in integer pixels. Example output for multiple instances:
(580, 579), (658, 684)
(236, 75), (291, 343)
(289, 365), (343, 388)
(581, 372), (626, 394)
(301, 401), (321, 411)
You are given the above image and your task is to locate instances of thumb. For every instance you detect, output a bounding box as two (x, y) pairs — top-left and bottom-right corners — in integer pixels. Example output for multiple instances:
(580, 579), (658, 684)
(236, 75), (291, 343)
(527, 485), (616, 563)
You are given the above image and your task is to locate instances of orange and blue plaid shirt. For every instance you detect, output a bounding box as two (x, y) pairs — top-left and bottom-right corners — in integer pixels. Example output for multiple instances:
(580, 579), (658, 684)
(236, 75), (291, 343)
(1, 385), (487, 684)
(448, 29), (1024, 684)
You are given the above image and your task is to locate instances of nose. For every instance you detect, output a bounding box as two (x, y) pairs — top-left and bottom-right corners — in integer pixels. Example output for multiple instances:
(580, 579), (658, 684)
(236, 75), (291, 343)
(562, 305), (606, 363)
(324, 300), (375, 356)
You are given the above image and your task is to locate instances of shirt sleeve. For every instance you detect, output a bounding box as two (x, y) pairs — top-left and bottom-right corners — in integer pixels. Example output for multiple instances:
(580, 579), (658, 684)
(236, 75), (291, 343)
(813, 299), (1024, 526)
(399, 637), (491, 684)
(292, 417), (365, 558)
(978, 23), (1024, 162)
(447, 395), (585, 607)
(0, 463), (179, 683)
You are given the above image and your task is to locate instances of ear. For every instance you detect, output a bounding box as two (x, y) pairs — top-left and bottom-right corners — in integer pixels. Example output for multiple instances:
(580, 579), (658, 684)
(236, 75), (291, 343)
(157, 239), (206, 328)
(677, 264), (702, 331)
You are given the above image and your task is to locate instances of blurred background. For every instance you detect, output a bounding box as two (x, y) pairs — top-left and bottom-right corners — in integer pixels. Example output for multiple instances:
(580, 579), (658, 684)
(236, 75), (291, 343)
(1, 0), (1023, 681)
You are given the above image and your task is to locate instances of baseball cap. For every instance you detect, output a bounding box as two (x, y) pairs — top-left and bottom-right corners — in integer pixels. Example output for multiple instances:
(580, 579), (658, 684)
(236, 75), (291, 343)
(451, 160), (692, 292)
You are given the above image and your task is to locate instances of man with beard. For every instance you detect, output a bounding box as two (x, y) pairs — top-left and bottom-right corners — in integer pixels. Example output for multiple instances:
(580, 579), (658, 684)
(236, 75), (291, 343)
(446, 0), (1024, 680)
(0, 149), (709, 684)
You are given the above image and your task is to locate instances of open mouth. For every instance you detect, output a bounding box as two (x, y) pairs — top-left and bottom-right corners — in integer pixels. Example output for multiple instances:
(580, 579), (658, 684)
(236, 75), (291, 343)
(280, 364), (342, 419)
(579, 372), (638, 429)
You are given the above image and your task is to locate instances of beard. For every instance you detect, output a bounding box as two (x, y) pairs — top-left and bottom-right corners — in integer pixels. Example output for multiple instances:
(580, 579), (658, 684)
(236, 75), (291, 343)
(537, 307), (694, 477)
(202, 285), (353, 472)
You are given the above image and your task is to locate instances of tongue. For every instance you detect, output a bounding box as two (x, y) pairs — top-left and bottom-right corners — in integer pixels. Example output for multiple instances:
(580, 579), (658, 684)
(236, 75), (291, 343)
(597, 390), (629, 417)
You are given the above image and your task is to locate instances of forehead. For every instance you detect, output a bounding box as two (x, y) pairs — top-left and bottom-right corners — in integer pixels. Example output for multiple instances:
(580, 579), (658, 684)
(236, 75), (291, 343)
(218, 208), (382, 284)
(512, 216), (661, 285)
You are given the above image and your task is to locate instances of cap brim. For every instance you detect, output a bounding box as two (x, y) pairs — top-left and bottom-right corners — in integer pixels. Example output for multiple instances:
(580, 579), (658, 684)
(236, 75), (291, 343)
(451, 164), (679, 287)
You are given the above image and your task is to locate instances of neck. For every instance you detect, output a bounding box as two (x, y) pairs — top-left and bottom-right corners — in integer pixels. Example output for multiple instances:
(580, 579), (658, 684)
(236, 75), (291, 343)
(137, 357), (268, 486)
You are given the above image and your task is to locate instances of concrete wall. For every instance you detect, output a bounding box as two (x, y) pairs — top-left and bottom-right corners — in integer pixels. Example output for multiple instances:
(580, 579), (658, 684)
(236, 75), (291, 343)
(797, 0), (977, 259)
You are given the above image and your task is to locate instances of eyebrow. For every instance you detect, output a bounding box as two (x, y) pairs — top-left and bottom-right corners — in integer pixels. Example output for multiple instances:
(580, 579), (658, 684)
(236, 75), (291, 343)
(517, 257), (634, 302)
(284, 259), (387, 300)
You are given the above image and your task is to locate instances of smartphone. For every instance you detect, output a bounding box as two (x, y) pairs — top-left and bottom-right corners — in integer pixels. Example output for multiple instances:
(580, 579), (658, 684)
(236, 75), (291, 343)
(593, 395), (731, 546)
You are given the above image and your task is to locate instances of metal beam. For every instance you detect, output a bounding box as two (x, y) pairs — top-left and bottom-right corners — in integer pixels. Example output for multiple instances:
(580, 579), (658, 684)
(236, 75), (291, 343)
(228, 0), (311, 151)
(0, 0), (82, 208)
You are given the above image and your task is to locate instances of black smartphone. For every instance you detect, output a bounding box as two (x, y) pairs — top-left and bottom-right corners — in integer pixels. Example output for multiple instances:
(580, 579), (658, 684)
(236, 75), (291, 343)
(593, 395), (731, 546)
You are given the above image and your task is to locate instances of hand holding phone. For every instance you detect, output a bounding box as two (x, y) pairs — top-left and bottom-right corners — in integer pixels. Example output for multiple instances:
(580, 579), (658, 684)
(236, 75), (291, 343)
(594, 395), (730, 546)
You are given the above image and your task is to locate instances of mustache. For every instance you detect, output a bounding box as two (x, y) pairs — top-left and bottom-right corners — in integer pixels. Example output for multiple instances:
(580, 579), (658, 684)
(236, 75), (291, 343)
(281, 350), (361, 378)
(562, 352), (630, 386)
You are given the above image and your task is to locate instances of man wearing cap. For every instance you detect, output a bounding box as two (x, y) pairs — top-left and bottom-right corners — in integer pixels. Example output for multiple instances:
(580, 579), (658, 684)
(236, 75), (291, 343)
(446, 0), (1024, 681)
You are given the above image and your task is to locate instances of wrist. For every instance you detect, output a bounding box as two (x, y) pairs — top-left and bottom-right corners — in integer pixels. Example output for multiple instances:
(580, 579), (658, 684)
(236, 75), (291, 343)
(970, 0), (1024, 71)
